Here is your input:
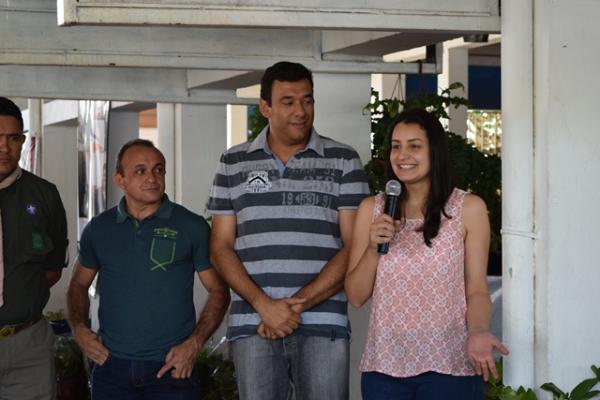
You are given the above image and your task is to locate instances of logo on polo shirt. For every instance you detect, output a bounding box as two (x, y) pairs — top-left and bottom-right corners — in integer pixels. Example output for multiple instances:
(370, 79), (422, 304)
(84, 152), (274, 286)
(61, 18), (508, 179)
(153, 227), (178, 240)
(244, 171), (272, 193)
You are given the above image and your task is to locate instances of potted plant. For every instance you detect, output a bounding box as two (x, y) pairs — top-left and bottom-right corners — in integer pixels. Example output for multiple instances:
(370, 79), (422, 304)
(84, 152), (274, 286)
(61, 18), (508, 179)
(196, 347), (238, 399)
(54, 335), (89, 400)
(46, 310), (89, 400)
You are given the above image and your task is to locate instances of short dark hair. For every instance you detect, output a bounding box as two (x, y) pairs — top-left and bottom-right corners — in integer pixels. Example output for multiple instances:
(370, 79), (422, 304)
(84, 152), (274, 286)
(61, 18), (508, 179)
(385, 108), (454, 247)
(115, 139), (163, 176)
(0, 97), (24, 131)
(260, 61), (313, 105)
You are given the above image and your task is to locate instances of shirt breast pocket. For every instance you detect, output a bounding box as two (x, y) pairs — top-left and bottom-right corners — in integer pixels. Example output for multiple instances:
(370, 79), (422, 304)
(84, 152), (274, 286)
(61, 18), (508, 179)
(19, 223), (54, 264)
(149, 236), (177, 271)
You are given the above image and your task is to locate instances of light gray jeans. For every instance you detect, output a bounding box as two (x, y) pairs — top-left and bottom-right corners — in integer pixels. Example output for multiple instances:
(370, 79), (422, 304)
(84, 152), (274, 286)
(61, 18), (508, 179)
(230, 333), (349, 400)
(0, 319), (56, 400)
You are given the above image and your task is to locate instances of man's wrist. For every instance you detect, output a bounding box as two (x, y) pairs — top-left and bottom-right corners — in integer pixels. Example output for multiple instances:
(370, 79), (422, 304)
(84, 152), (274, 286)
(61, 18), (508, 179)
(185, 335), (203, 352)
(251, 293), (271, 315)
(70, 321), (87, 331)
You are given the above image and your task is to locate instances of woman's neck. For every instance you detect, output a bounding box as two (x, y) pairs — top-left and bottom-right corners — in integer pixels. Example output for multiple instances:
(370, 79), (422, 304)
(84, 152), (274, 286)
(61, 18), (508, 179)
(403, 180), (431, 218)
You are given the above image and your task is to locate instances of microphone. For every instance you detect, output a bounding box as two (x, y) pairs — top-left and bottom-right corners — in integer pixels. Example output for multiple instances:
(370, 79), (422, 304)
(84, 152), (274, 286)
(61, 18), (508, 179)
(377, 179), (402, 255)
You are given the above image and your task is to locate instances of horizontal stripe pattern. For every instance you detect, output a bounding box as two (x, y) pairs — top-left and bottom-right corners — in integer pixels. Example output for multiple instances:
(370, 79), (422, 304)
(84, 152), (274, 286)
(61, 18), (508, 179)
(237, 218), (340, 237)
(206, 128), (369, 339)
(235, 231), (340, 251)
(231, 288), (347, 302)
(227, 325), (349, 341)
(230, 299), (347, 315)
(229, 311), (348, 328)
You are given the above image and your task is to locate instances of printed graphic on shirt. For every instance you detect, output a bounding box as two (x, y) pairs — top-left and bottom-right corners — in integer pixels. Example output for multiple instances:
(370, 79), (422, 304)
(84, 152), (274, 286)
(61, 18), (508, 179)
(149, 227), (178, 271)
(244, 171), (272, 193)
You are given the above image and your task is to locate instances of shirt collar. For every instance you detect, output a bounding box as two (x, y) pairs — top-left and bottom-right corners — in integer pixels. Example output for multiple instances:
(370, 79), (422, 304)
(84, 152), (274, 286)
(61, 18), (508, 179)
(116, 194), (173, 223)
(247, 125), (325, 157)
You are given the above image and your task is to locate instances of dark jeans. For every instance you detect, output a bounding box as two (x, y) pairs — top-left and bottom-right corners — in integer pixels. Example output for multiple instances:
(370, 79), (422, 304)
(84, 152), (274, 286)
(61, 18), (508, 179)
(361, 371), (483, 400)
(91, 355), (198, 400)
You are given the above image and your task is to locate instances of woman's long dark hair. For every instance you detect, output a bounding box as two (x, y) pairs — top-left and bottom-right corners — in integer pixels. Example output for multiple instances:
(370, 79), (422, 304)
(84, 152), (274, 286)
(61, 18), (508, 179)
(385, 108), (454, 247)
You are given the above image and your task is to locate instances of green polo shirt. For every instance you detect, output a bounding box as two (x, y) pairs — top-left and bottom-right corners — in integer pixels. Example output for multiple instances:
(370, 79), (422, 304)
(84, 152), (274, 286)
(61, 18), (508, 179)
(78, 195), (211, 361)
(0, 170), (68, 325)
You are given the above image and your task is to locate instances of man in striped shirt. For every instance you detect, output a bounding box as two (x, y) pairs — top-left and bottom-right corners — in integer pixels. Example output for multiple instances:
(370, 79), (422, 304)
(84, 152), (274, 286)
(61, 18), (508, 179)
(207, 61), (369, 400)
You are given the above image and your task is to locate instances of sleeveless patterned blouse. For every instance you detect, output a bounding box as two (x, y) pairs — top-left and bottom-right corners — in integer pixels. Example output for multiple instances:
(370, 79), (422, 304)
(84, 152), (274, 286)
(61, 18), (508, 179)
(359, 188), (475, 377)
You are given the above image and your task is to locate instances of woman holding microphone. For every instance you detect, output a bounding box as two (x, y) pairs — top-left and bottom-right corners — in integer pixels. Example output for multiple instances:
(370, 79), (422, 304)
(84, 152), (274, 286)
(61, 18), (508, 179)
(346, 108), (507, 400)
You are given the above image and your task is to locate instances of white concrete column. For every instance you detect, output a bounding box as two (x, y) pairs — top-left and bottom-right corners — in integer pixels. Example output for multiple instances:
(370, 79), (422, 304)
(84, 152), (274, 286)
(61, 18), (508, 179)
(501, 0), (535, 389)
(227, 104), (248, 148)
(533, 0), (600, 391)
(173, 103), (228, 343)
(312, 73), (371, 400)
(107, 109), (139, 208)
(157, 103), (176, 199)
(27, 99), (42, 175)
(504, 0), (600, 393)
(313, 73), (372, 165)
(438, 45), (469, 137)
(40, 123), (78, 314)
(173, 103), (226, 215)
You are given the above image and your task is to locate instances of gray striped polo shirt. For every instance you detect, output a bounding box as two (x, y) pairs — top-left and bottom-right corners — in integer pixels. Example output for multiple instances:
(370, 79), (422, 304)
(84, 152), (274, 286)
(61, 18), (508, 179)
(206, 127), (369, 340)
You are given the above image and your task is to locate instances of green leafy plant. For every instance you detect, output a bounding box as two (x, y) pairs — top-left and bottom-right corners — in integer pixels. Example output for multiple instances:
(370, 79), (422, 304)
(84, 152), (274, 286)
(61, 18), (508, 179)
(485, 361), (538, 400)
(247, 105), (267, 142)
(486, 361), (600, 400)
(54, 336), (85, 379)
(540, 365), (600, 400)
(196, 349), (239, 400)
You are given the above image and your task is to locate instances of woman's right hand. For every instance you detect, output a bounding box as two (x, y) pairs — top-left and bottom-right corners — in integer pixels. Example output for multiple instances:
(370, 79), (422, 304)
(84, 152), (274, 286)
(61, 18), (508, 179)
(368, 214), (397, 250)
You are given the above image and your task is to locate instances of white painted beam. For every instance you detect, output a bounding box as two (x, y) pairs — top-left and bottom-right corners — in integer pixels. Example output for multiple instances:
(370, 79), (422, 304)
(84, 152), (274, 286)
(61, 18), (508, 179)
(58, 0), (500, 33)
(0, 65), (258, 105)
(323, 31), (459, 56)
(187, 70), (263, 90)
(322, 31), (397, 54)
(385, 34), (502, 62)
(0, 60), (437, 106)
(187, 71), (252, 89)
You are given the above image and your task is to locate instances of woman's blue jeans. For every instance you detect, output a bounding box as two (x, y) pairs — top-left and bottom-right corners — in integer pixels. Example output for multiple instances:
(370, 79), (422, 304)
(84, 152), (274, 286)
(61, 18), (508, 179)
(361, 370), (483, 400)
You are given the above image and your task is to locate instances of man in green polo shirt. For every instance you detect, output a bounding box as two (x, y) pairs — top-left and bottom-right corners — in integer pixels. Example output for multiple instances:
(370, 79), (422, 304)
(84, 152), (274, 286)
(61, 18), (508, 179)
(0, 97), (69, 399)
(67, 139), (230, 400)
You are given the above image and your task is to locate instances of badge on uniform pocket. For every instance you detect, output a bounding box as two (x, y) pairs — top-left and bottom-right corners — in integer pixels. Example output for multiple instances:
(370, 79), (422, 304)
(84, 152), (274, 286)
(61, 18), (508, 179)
(32, 231), (45, 251)
(149, 227), (178, 271)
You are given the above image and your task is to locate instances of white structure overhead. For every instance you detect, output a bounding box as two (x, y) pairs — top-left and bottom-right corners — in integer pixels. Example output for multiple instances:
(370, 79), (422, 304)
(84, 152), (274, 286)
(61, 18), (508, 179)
(0, 0), (501, 101)
(1, 1), (449, 74)
(58, 0), (500, 33)
(1, 0), (501, 102)
(0, 65), (259, 104)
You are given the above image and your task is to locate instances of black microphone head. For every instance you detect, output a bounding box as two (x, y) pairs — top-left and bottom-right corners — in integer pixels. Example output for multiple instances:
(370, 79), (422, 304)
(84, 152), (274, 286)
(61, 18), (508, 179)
(385, 180), (402, 196)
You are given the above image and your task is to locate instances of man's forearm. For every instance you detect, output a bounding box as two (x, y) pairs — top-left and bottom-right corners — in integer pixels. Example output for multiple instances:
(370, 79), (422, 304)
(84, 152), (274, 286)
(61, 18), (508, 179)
(187, 286), (230, 348)
(67, 282), (91, 329)
(293, 246), (349, 311)
(212, 246), (268, 310)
